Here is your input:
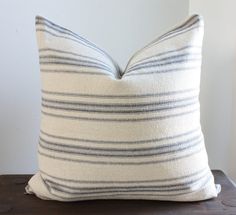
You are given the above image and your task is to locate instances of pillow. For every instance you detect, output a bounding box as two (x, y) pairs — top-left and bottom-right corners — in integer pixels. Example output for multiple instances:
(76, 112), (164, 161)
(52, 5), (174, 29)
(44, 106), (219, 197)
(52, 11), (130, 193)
(26, 14), (220, 202)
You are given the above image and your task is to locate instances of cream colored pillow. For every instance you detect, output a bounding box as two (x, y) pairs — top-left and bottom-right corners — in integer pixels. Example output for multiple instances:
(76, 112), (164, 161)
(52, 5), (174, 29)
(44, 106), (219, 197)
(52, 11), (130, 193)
(26, 14), (220, 201)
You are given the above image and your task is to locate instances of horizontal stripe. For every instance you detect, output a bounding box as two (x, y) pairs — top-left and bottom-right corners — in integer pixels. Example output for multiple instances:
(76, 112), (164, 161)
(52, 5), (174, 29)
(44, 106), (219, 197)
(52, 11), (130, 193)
(36, 16), (121, 75)
(40, 55), (114, 73)
(49, 185), (197, 195)
(48, 185), (209, 200)
(38, 15), (202, 80)
(40, 57), (200, 77)
(39, 48), (113, 69)
(157, 15), (201, 42)
(132, 25), (203, 69)
(39, 134), (202, 154)
(46, 174), (210, 196)
(45, 170), (209, 191)
(125, 46), (201, 74)
(127, 45), (201, 70)
(36, 28), (100, 55)
(42, 96), (197, 107)
(40, 56), (200, 77)
(42, 100), (197, 114)
(124, 15), (202, 71)
(41, 88), (198, 99)
(39, 55), (112, 71)
(149, 17), (203, 50)
(41, 107), (199, 122)
(127, 58), (201, 74)
(36, 17), (97, 45)
(41, 69), (109, 76)
(49, 188), (207, 200)
(40, 61), (114, 75)
(38, 145), (204, 165)
(149, 25), (204, 52)
(36, 17), (109, 58)
(39, 137), (203, 158)
(39, 166), (206, 184)
(36, 17), (109, 56)
(46, 179), (211, 200)
(40, 127), (200, 145)
(127, 53), (201, 73)
(36, 27), (121, 78)
(125, 66), (199, 77)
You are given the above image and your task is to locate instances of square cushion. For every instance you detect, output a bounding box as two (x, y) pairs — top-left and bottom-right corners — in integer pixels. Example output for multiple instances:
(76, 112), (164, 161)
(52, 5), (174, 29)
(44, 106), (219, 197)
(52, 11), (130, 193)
(26, 14), (220, 201)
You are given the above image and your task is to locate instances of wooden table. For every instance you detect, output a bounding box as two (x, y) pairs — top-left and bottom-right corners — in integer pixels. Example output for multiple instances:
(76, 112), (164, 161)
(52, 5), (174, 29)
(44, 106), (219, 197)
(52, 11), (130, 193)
(0, 170), (236, 215)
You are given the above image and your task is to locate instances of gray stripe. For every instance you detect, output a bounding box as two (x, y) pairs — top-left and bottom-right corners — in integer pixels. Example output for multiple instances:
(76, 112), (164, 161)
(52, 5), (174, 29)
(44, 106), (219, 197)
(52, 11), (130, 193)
(38, 137), (203, 157)
(157, 15), (201, 42)
(40, 61), (114, 75)
(41, 88), (198, 99)
(40, 127), (200, 145)
(36, 17), (97, 45)
(41, 99), (197, 114)
(44, 170), (209, 191)
(36, 28), (100, 55)
(46, 176), (211, 199)
(50, 186), (193, 195)
(40, 55), (114, 72)
(36, 27), (121, 78)
(47, 188), (205, 200)
(41, 107), (198, 122)
(127, 58), (201, 74)
(39, 166), (207, 184)
(39, 48), (113, 69)
(148, 16), (202, 50)
(127, 45), (201, 70)
(42, 96), (197, 107)
(35, 16), (121, 76)
(149, 25), (203, 51)
(124, 15), (202, 71)
(40, 54), (201, 77)
(44, 171), (210, 190)
(125, 66), (199, 77)
(127, 53), (201, 73)
(41, 69), (108, 76)
(39, 134), (202, 154)
(36, 17), (106, 54)
(36, 18), (107, 57)
(43, 170), (212, 201)
(133, 25), (203, 68)
(46, 173), (209, 196)
(38, 146), (204, 165)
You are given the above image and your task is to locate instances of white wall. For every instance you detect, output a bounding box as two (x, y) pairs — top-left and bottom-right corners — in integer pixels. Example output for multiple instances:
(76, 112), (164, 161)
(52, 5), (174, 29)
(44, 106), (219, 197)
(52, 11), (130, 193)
(0, 0), (189, 174)
(189, 0), (236, 180)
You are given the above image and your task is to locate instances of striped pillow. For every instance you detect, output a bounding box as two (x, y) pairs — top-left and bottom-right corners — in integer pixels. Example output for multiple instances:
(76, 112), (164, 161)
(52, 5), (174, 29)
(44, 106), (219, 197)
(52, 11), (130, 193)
(26, 14), (220, 202)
